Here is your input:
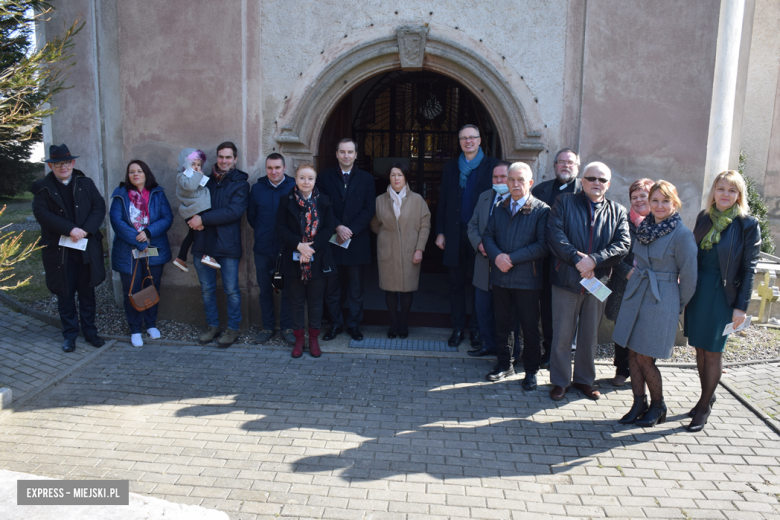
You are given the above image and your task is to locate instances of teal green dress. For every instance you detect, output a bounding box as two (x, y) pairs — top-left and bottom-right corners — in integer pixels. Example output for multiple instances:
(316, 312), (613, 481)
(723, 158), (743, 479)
(684, 244), (732, 352)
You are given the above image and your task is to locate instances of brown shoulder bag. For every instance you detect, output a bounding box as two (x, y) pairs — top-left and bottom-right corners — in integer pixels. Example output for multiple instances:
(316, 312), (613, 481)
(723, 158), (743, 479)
(129, 256), (160, 311)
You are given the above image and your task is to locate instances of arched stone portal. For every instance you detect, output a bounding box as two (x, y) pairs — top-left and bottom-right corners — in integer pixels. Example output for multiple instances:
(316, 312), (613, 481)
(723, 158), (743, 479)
(275, 24), (547, 169)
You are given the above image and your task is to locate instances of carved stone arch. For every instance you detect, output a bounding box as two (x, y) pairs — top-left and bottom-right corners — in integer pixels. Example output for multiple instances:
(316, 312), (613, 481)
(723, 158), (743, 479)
(275, 23), (546, 169)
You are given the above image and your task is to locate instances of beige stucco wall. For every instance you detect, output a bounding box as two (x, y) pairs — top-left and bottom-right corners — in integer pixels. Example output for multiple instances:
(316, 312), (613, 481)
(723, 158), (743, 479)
(578, 0), (720, 226)
(43, 0), (730, 327)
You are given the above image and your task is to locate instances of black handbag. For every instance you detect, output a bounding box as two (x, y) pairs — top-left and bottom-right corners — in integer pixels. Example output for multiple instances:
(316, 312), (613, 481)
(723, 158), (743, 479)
(272, 249), (284, 290)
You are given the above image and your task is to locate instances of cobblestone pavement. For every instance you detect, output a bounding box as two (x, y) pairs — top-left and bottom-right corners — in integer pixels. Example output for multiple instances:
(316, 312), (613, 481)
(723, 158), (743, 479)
(0, 338), (779, 520)
(0, 303), (109, 405)
(723, 362), (780, 420)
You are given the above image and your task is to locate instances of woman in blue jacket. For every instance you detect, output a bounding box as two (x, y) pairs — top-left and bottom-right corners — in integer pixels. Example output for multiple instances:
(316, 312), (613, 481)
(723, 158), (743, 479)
(110, 160), (173, 347)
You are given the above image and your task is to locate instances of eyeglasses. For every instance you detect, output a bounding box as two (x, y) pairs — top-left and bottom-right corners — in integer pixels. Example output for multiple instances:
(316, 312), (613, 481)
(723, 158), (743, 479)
(458, 135), (480, 141)
(50, 161), (72, 169)
(555, 160), (577, 167)
(584, 176), (609, 184)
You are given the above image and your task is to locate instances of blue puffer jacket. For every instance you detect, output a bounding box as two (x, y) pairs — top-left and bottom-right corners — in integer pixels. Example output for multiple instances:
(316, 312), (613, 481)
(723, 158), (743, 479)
(110, 184), (173, 274)
(248, 175), (295, 257)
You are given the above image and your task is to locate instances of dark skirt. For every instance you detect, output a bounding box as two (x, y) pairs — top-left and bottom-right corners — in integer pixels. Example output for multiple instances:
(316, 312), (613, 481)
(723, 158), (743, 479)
(684, 246), (731, 353)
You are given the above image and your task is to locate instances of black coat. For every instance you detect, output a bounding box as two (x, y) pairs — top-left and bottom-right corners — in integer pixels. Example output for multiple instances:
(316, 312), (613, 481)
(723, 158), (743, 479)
(547, 191), (631, 293)
(276, 188), (337, 281)
(315, 167), (375, 265)
(531, 177), (582, 208)
(32, 170), (106, 296)
(436, 155), (498, 267)
(192, 169), (249, 259)
(692, 210), (761, 311)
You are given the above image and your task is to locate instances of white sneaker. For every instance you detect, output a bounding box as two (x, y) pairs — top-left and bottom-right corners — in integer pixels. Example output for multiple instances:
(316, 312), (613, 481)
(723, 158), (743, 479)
(147, 327), (161, 339)
(202, 255), (221, 269)
(172, 258), (189, 272)
(131, 333), (143, 347)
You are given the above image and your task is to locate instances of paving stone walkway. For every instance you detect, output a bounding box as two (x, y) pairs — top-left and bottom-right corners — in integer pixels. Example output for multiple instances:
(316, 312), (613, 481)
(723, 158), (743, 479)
(723, 362), (780, 421)
(0, 303), (109, 406)
(0, 334), (779, 520)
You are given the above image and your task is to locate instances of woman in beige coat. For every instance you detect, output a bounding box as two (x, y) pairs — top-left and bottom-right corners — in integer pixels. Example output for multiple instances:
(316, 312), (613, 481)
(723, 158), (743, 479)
(370, 164), (431, 339)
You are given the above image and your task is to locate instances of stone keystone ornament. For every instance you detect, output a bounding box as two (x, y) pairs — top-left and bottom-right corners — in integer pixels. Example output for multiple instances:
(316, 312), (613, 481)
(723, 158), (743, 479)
(397, 26), (428, 69)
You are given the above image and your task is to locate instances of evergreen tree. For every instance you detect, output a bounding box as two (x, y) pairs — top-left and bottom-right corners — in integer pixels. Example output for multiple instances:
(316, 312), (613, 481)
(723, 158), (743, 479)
(738, 150), (775, 255)
(0, 1), (81, 196)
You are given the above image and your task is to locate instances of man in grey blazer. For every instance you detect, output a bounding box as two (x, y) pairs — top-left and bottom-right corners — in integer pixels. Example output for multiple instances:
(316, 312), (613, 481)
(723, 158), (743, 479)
(467, 161), (511, 357)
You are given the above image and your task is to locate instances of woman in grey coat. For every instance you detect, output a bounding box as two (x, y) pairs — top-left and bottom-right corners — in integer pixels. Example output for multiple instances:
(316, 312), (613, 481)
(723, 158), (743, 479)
(613, 181), (698, 427)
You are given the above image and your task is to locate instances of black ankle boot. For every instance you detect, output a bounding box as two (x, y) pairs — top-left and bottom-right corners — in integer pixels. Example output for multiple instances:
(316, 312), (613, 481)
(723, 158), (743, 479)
(635, 399), (667, 427)
(618, 395), (648, 424)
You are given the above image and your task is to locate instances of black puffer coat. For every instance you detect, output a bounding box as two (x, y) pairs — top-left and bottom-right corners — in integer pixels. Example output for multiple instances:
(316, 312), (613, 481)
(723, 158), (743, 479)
(32, 170), (106, 296)
(191, 168), (249, 259)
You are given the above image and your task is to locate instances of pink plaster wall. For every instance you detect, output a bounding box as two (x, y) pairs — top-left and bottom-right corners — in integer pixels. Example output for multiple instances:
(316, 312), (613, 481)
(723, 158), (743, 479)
(578, 0), (720, 225)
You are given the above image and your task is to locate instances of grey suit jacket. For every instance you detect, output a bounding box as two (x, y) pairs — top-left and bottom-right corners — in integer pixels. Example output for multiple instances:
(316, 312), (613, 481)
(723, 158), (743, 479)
(467, 188), (502, 291)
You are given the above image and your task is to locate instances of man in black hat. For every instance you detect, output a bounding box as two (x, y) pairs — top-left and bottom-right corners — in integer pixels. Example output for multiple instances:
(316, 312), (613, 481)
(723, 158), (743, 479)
(32, 144), (107, 352)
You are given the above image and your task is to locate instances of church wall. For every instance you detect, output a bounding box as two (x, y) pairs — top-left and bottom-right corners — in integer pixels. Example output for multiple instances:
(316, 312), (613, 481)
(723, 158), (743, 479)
(577, 0), (721, 227)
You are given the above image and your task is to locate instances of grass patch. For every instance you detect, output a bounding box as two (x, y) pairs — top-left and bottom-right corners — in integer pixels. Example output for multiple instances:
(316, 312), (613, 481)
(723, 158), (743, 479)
(0, 192), (34, 227)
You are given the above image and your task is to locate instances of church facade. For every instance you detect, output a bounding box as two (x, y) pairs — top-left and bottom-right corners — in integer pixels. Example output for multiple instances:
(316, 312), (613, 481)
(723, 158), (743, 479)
(39, 0), (780, 327)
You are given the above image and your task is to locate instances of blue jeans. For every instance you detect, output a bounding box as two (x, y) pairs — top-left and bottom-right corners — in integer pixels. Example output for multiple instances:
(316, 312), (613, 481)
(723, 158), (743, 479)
(194, 256), (241, 330)
(120, 263), (164, 334)
(254, 252), (291, 331)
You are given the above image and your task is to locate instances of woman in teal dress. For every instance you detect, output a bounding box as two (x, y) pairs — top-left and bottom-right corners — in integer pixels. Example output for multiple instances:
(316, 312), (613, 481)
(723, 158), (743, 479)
(684, 170), (761, 432)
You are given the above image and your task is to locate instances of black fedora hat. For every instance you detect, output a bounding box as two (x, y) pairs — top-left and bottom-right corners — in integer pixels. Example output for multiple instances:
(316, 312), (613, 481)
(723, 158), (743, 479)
(43, 144), (79, 163)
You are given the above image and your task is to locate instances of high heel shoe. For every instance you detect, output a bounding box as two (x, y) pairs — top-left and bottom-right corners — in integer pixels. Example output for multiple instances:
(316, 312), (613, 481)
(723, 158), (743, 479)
(398, 322), (408, 339)
(387, 325), (398, 339)
(618, 395), (648, 424)
(686, 406), (711, 433)
(688, 394), (716, 418)
(635, 399), (667, 427)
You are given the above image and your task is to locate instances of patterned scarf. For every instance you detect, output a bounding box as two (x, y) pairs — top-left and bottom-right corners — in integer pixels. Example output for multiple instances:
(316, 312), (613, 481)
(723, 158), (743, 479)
(636, 212), (681, 245)
(700, 205), (740, 251)
(211, 164), (229, 183)
(458, 147), (484, 189)
(387, 184), (407, 220)
(629, 207), (646, 228)
(127, 187), (150, 231)
(295, 186), (320, 283)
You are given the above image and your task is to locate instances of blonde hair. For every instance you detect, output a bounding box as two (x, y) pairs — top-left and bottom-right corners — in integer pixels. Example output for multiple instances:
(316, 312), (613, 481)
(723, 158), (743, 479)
(649, 180), (682, 213)
(295, 163), (317, 178)
(705, 170), (748, 216)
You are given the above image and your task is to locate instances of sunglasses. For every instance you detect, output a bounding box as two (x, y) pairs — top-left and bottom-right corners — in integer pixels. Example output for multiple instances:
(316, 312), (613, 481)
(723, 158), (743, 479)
(584, 176), (609, 184)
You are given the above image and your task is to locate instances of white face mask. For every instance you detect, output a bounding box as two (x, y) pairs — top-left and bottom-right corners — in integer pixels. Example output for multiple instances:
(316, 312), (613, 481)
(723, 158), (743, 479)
(493, 184), (509, 195)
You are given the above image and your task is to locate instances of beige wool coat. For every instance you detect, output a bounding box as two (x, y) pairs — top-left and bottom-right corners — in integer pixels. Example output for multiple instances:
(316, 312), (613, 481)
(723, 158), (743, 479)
(370, 190), (431, 292)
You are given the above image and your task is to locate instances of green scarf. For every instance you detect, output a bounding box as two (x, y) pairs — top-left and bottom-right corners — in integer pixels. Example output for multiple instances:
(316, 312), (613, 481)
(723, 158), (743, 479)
(700, 205), (739, 250)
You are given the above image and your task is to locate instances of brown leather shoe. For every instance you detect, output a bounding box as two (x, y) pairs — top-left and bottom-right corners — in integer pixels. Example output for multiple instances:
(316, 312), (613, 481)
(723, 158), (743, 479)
(572, 382), (601, 400)
(550, 385), (568, 401)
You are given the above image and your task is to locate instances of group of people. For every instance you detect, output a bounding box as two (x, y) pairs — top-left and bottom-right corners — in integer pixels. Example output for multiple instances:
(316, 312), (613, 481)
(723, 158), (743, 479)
(33, 125), (761, 433)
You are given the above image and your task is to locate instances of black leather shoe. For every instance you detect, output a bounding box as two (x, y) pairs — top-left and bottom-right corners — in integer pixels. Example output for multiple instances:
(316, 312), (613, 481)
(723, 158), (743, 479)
(448, 330), (464, 347)
(470, 330), (483, 347)
(398, 323), (408, 339)
(323, 326), (343, 341)
(486, 365), (515, 382)
(85, 335), (105, 348)
(347, 327), (364, 341)
(467, 346), (497, 357)
(387, 326), (398, 339)
(62, 338), (76, 352)
(521, 372), (537, 391)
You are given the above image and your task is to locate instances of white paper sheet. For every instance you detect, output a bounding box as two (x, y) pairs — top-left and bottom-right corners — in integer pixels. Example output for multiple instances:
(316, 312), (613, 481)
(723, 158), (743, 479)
(329, 233), (351, 249)
(58, 235), (88, 251)
(579, 277), (612, 302)
(723, 315), (752, 336)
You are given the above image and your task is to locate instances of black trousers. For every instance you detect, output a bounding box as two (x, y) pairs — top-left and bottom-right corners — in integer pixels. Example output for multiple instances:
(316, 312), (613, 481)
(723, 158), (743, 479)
(493, 286), (541, 372)
(288, 276), (327, 330)
(614, 343), (630, 377)
(57, 255), (98, 340)
(448, 226), (478, 332)
(325, 264), (364, 328)
(177, 212), (216, 261)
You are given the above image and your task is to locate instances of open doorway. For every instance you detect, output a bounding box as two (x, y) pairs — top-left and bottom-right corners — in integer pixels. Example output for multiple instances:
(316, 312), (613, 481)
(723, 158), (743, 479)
(317, 70), (501, 327)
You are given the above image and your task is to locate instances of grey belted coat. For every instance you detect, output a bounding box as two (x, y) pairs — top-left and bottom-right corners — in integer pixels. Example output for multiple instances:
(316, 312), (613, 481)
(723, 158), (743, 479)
(612, 222), (698, 359)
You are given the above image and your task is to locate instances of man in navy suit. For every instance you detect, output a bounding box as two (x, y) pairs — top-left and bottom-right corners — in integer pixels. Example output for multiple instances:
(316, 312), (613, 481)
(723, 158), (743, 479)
(436, 125), (498, 347)
(317, 138), (376, 341)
